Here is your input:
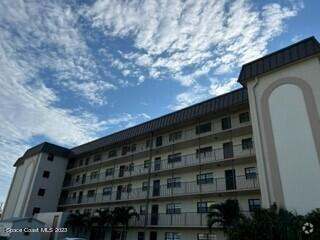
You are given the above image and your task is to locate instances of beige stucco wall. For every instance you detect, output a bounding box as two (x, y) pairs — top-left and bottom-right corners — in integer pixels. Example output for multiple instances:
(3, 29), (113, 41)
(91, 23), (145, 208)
(246, 56), (320, 214)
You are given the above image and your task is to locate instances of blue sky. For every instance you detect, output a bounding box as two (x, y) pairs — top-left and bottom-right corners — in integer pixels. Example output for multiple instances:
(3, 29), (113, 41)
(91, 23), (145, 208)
(0, 0), (319, 204)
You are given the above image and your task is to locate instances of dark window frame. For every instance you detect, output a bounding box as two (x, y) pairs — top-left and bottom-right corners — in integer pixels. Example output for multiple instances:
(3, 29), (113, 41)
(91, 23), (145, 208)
(245, 167), (257, 179)
(142, 181), (148, 191)
(108, 149), (117, 158)
(242, 138), (253, 150)
(32, 207), (40, 215)
(168, 153), (182, 164)
(248, 199), (261, 211)
(196, 122), (212, 135)
(38, 188), (46, 196)
(196, 146), (213, 158)
(166, 203), (181, 214)
(105, 168), (114, 177)
(103, 187), (112, 196)
(167, 177), (181, 188)
(239, 112), (250, 123)
(197, 173), (214, 185)
(138, 232), (145, 240)
(169, 131), (182, 142)
(221, 116), (232, 130)
(155, 136), (163, 147)
(87, 190), (96, 198)
(42, 170), (50, 178)
(47, 153), (54, 161)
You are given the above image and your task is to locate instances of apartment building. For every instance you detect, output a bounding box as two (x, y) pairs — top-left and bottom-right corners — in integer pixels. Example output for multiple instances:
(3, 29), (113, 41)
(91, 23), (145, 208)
(2, 36), (320, 240)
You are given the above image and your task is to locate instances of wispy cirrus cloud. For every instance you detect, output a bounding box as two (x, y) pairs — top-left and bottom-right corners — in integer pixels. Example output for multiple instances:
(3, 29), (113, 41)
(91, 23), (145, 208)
(85, 0), (300, 86)
(0, 0), (151, 203)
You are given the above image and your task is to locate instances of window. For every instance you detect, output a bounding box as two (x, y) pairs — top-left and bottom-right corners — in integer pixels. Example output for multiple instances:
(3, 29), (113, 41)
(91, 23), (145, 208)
(197, 173), (213, 184)
(85, 158), (90, 165)
(108, 149), (117, 158)
(197, 202), (207, 213)
(196, 147), (213, 158)
(93, 154), (101, 162)
(42, 170), (50, 178)
(38, 188), (46, 196)
(221, 117), (232, 130)
(144, 160), (151, 168)
(155, 136), (163, 147)
(127, 184), (132, 193)
(167, 177), (181, 188)
(168, 153), (181, 164)
(245, 167), (257, 179)
(165, 232), (181, 240)
(32, 207), (40, 215)
(131, 144), (137, 152)
(140, 205), (147, 215)
(239, 112), (250, 123)
(197, 233), (216, 240)
(242, 138), (253, 150)
(76, 175), (80, 182)
(122, 145), (131, 155)
(79, 159), (83, 166)
(105, 168), (114, 177)
(87, 190), (96, 198)
(129, 163), (134, 172)
(90, 171), (99, 180)
(103, 187), (112, 196)
(138, 232), (145, 240)
(47, 153), (54, 161)
(196, 122), (211, 134)
(248, 199), (261, 211)
(142, 181), (148, 191)
(146, 139), (152, 148)
(197, 201), (216, 213)
(166, 203), (181, 214)
(72, 192), (77, 199)
(169, 131), (182, 142)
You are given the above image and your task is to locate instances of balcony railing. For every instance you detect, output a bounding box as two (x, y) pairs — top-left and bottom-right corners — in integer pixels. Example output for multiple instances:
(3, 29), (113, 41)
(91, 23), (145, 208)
(67, 120), (252, 170)
(60, 175), (259, 206)
(130, 211), (252, 227)
(64, 143), (255, 188)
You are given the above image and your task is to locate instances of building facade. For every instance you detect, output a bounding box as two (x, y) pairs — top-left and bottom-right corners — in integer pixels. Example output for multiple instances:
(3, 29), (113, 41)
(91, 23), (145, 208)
(2, 36), (320, 240)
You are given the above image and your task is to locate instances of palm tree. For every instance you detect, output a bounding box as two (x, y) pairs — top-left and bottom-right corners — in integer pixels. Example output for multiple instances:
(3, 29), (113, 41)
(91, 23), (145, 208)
(207, 199), (243, 232)
(64, 212), (90, 235)
(89, 209), (112, 240)
(111, 206), (139, 240)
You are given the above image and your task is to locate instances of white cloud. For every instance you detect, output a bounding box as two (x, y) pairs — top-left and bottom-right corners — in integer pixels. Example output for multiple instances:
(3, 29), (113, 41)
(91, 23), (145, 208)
(169, 84), (209, 110)
(209, 78), (241, 96)
(85, 0), (300, 86)
(137, 76), (145, 85)
(0, 0), (118, 106)
(0, 0), (149, 204)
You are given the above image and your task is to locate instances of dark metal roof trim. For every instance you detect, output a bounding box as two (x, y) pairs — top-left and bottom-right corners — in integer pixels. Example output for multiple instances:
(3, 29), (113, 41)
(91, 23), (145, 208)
(71, 87), (249, 156)
(14, 142), (70, 166)
(238, 36), (320, 85)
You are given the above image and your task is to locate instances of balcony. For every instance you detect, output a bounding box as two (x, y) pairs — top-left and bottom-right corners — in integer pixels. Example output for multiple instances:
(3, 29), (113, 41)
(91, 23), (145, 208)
(60, 175), (259, 206)
(129, 212), (208, 227)
(131, 211), (252, 228)
(63, 143), (255, 188)
(66, 119), (251, 172)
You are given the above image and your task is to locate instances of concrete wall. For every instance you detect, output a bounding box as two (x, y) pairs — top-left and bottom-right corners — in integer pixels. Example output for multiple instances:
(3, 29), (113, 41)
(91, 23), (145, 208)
(246, 56), (320, 214)
(25, 153), (69, 216)
(2, 152), (68, 220)
(2, 154), (41, 219)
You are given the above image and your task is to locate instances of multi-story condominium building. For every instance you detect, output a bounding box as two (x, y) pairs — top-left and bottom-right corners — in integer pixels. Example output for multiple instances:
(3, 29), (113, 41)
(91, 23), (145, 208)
(2, 36), (320, 240)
